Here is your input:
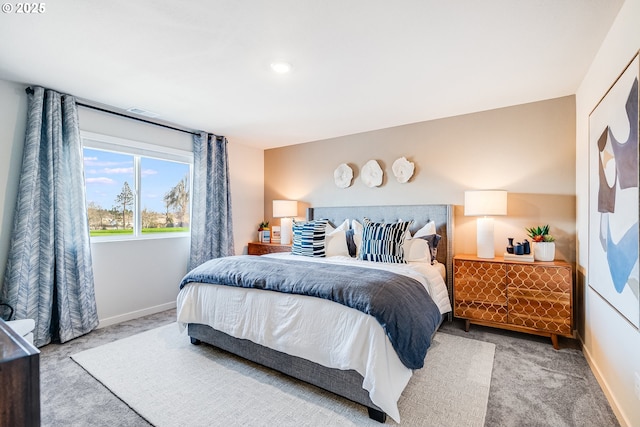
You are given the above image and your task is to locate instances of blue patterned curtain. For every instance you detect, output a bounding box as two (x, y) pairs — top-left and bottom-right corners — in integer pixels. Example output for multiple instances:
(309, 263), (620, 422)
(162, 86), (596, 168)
(2, 87), (98, 347)
(189, 132), (235, 270)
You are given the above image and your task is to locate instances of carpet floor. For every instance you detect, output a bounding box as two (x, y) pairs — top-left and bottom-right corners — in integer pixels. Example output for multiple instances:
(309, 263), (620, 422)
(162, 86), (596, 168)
(71, 323), (494, 426)
(39, 309), (619, 426)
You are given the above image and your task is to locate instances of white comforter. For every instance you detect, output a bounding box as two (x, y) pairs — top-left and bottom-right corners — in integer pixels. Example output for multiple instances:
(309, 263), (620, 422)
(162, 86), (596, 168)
(176, 254), (451, 423)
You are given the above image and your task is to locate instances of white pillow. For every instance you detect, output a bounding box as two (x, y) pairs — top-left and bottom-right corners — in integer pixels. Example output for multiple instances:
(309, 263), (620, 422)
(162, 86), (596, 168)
(318, 219), (349, 257)
(402, 238), (432, 263)
(413, 221), (437, 238)
(325, 229), (350, 257)
(326, 219), (349, 234)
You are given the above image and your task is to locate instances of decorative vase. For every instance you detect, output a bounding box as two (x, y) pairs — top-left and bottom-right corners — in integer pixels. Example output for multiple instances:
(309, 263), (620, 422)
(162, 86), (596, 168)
(506, 238), (514, 254)
(514, 243), (524, 255)
(534, 242), (555, 261)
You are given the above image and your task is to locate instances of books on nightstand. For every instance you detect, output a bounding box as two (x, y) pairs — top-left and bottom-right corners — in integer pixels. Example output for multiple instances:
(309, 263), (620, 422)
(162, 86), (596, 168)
(271, 226), (281, 243)
(503, 252), (534, 262)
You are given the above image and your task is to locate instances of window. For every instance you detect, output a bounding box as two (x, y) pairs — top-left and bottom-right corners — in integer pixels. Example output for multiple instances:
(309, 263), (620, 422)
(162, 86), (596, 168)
(82, 132), (193, 239)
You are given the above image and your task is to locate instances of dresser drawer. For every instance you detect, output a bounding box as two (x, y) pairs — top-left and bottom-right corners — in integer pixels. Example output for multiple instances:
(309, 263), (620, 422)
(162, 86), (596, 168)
(454, 300), (508, 324)
(507, 264), (571, 293)
(454, 259), (507, 304)
(507, 287), (572, 334)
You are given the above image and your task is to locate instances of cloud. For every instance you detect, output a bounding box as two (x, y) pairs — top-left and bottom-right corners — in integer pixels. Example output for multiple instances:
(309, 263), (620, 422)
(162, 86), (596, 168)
(104, 167), (134, 174)
(86, 177), (115, 185)
(141, 169), (158, 177)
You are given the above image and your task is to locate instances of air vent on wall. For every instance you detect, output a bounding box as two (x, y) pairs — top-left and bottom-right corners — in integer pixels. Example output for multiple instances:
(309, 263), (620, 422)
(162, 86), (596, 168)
(126, 107), (160, 118)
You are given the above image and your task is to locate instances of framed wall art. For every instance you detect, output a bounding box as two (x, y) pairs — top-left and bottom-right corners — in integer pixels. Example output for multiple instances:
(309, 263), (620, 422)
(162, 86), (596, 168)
(588, 52), (639, 329)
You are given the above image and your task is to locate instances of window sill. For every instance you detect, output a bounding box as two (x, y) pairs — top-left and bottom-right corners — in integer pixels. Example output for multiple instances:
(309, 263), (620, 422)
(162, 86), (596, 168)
(90, 232), (190, 243)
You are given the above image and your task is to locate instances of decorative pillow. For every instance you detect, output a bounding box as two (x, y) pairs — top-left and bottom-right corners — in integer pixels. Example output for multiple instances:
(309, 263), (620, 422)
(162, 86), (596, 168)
(351, 219), (364, 257)
(402, 238), (431, 263)
(325, 229), (350, 257)
(358, 218), (411, 263)
(414, 233), (442, 264)
(345, 229), (357, 257)
(413, 220), (437, 238)
(325, 219), (349, 234)
(292, 219), (328, 257)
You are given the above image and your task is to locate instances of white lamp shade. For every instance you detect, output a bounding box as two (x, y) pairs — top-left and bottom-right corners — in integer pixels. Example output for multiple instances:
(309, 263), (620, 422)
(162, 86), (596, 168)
(273, 200), (298, 218)
(464, 190), (507, 216)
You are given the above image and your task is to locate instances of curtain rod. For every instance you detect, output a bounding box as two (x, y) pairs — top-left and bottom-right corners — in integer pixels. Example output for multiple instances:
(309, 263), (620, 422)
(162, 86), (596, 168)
(76, 101), (201, 136)
(25, 86), (221, 138)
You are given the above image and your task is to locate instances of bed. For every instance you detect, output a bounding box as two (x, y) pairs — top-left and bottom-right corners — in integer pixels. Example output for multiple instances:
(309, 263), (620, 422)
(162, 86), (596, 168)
(177, 204), (454, 423)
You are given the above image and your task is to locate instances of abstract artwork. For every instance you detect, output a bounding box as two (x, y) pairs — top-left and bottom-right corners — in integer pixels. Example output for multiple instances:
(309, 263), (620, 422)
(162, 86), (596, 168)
(589, 53), (639, 329)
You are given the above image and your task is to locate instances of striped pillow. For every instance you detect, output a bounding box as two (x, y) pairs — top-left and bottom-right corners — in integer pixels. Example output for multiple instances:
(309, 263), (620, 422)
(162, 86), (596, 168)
(292, 219), (328, 257)
(358, 218), (411, 263)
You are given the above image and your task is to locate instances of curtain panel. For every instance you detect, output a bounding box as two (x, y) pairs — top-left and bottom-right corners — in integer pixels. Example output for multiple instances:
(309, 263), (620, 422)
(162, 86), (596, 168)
(189, 132), (235, 270)
(2, 87), (98, 347)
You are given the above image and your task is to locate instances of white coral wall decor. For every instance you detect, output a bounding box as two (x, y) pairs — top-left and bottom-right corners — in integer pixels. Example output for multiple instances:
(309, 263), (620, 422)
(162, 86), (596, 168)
(361, 160), (383, 188)
(392, 157), (414, 183)
(333, 163), (353, 188)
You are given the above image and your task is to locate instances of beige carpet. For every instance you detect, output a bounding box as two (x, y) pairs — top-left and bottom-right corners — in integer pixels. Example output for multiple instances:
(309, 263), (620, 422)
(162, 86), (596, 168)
(72, 323), (495, 426)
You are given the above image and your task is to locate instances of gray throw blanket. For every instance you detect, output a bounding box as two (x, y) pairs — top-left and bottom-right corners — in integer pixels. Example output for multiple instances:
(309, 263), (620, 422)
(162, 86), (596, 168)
(180, 255), (442, 369)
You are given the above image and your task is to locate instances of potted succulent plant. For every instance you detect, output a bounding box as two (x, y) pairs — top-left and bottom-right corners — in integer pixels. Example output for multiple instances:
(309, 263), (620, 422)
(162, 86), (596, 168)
(526, 225), (555, 261)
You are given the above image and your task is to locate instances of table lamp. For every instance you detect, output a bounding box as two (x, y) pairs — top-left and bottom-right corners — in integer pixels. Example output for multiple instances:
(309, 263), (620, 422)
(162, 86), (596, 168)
(273, 200), (298, 245)
(464, 190), (507, 258)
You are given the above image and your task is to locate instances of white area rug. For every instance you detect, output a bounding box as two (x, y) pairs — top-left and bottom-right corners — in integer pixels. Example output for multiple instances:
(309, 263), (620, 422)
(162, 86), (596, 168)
(72, 323), (494, 426)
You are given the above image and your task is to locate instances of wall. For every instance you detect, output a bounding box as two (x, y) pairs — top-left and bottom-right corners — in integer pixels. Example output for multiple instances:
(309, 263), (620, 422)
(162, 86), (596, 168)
(0, 80), (27, 282)
(265, 95), (577, 263)
(0, 80), (264, 327)
(575, 0), (640, 425)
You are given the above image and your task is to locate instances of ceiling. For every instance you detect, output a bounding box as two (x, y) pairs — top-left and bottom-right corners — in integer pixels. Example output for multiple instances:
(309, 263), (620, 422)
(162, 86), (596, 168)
(0, 1), (624, 149)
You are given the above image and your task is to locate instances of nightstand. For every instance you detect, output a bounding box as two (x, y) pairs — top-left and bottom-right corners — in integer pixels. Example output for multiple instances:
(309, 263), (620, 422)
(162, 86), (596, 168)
(453, 254), (573, 349)
(248, 242), (291, 255)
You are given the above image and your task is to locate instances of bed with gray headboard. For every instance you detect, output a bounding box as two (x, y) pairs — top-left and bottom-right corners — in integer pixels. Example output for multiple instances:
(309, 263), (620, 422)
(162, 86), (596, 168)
(307, 204), (454, 306)
(179, 204), (454, 423)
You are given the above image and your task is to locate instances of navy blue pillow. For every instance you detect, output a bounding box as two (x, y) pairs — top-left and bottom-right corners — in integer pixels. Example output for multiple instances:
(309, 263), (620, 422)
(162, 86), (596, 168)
(415, 234), (442, 264)
(345, 229), (357, 257)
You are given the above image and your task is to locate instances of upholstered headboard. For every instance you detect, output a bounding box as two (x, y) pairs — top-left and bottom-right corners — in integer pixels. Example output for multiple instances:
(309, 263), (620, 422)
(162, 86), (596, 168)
(307, 204), (454, 319)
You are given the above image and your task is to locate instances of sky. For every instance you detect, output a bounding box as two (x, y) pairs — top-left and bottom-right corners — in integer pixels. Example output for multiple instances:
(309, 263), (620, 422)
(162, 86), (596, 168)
(83, 148), (190, 213)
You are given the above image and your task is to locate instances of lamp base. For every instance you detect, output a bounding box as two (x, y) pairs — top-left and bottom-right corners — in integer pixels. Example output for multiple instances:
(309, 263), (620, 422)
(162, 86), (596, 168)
(280, 217), (293, 245)
(476, 217), (495, 259)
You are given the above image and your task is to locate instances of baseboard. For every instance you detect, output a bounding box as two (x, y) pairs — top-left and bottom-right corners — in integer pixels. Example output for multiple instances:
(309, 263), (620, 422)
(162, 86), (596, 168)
(97, 302), (176, 328)
(579, 334), (631, 427)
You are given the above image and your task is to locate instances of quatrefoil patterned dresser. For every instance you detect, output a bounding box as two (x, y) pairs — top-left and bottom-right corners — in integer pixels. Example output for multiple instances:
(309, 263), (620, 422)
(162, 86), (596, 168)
(453, 255), (573, 349)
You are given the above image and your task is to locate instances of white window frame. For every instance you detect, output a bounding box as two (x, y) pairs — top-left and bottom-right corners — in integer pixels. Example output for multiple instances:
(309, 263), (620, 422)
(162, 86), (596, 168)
(81, 131), (193, 242)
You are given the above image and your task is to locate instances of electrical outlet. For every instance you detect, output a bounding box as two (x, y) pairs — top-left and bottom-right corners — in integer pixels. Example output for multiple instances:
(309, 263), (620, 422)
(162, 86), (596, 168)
(635, 372), (640, 400)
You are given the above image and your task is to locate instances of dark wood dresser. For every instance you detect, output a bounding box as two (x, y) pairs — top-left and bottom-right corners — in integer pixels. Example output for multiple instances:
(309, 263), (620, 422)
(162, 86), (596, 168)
(0, 318), (40, 427)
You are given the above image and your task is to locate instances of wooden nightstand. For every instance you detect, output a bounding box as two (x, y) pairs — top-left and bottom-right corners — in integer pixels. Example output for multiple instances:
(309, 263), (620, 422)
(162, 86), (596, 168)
(453, 254), (573, 349)
(248, 242), (291, 255)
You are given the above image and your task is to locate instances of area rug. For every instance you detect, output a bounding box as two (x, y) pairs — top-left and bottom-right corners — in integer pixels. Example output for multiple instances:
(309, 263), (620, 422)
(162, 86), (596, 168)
(72, 323), (495, 426)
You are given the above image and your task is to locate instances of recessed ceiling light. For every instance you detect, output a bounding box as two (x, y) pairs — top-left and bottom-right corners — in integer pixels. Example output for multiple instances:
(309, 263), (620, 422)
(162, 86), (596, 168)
(270, 62), (291, 74)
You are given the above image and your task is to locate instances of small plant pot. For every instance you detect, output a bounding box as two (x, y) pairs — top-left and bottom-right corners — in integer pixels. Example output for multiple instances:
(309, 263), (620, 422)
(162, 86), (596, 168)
(534, 242), (555, 261)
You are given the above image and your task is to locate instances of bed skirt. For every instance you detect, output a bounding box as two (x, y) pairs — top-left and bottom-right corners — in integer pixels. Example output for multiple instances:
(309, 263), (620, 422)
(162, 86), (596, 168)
(187, 323), (387, 423)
